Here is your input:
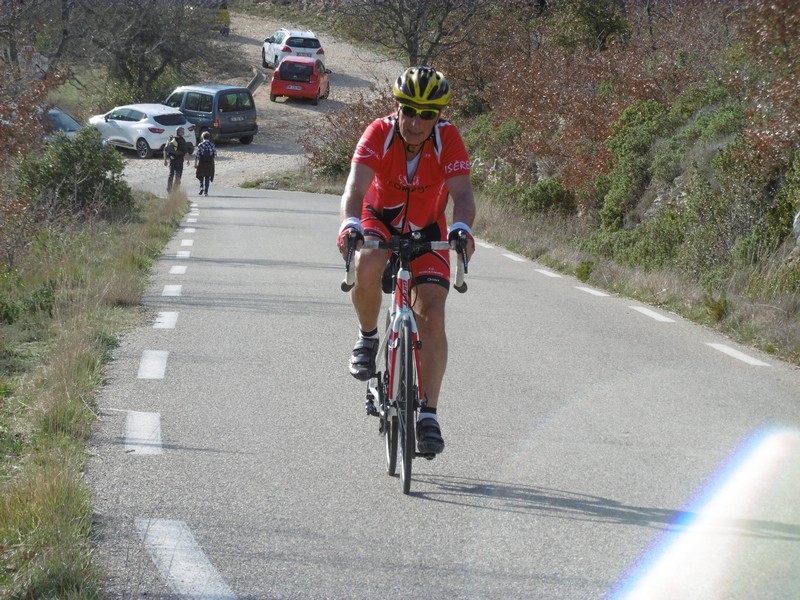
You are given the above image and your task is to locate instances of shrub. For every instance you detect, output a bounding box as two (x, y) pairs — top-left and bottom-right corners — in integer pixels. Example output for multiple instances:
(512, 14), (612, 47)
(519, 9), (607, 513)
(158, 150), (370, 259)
(520, 178), (576, 215)
(300, 91), (393, 176)
(599, 100), (668, 230)
(13, 128), (135, 222)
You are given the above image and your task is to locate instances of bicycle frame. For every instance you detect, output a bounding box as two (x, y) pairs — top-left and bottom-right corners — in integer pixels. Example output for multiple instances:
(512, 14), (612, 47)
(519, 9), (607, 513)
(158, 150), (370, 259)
(342, 232), (467, 492)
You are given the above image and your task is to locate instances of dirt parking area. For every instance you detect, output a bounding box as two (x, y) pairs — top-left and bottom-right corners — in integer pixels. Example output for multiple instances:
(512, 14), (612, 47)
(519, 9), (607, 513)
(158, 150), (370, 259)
(122, 12), (401, 191)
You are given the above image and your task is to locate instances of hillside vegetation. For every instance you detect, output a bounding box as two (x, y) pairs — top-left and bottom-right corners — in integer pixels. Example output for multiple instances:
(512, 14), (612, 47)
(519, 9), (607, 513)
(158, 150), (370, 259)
(292, 0), (800, 363)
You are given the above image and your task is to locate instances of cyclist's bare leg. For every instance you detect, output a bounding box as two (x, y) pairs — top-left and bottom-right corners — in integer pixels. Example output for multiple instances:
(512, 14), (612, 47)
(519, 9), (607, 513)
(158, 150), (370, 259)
(351, 241), (387, 331)
(411, 283), (448, 409)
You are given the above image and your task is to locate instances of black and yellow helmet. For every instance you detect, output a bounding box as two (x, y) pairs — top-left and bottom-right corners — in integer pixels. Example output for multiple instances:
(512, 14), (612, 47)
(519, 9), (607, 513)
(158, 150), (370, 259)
(392, 66), (451, 108)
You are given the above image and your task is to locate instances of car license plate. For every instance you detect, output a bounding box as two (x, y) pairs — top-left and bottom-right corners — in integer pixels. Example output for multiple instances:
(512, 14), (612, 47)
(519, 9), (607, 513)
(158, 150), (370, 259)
(287, 85), (302, 90)
(298, 52), (311, 57)
(230, 116), (244, 122)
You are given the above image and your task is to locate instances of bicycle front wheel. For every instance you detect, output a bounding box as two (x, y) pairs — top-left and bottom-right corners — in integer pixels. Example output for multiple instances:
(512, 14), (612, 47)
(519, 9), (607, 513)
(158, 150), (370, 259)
(397, 316), (416, 494)
(381, 311), (397, 476)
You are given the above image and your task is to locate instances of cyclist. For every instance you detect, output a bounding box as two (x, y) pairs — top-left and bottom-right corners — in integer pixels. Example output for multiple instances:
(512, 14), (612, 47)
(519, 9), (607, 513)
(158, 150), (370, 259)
(337, 66), (476, 455)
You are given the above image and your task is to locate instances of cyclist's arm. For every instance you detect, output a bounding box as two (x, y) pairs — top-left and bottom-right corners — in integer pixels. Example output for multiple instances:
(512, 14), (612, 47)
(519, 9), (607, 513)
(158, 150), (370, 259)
(340, 161), (375, 221)
(446, 173), (477, 259)
(338, 161), (376, 258)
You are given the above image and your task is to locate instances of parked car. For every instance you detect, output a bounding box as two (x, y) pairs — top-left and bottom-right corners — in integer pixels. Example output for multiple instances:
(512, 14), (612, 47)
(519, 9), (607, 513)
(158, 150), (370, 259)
(43, 107), (82, 140)
(270, 57), (330, 106)
(88, 103), (194, 159)
(163, 83), (257, 145)
(262, 29), (325, 69)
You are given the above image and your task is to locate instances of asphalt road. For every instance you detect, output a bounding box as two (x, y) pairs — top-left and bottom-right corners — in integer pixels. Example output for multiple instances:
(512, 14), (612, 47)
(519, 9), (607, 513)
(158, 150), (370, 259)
(88, 184), (800, 599)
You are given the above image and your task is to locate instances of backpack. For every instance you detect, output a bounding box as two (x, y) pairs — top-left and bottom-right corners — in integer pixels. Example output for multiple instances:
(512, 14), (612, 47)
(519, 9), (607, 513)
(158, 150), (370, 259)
(166, 136), (179, 159)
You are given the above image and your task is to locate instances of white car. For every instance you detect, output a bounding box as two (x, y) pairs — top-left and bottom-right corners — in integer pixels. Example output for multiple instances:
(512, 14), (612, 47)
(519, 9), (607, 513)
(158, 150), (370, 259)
(262, 28), (325, 69)
(88, 103), (194, 159)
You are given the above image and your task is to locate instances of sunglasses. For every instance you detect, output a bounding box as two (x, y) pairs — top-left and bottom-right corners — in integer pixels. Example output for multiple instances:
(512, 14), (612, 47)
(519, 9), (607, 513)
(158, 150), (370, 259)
(399, 104), (440, 121)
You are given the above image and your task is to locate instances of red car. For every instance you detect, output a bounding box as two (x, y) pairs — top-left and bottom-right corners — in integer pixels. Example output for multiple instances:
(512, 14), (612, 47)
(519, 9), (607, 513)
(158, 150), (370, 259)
(269, 56), (330, 105)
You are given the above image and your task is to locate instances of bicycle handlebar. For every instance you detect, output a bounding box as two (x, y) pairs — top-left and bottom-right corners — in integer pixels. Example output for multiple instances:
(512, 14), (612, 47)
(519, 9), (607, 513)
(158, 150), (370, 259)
(341, 232), (468, 294)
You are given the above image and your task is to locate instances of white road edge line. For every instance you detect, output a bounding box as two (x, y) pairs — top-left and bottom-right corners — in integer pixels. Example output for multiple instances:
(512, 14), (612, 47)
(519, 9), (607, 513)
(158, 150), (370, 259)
(630, 306), (675, 322)
(706, 343), (770, 366)
(125, 411), (162, 454)
(135, 519), (237, 599)
(137, 350), (169, 379)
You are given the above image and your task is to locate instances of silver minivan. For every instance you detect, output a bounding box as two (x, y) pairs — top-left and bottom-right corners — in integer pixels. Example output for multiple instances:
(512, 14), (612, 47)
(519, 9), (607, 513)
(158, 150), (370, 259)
(163, 83), (258, 145)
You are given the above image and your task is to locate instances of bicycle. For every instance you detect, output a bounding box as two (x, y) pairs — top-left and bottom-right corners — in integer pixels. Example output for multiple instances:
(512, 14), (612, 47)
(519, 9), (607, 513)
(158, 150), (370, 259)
(342, 231), (468, 494)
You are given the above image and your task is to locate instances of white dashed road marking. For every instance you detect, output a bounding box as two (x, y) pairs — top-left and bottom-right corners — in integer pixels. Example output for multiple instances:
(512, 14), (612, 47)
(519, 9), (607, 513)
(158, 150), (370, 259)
(706, 343), (770, 366)
(180, 239), (194, 247)
(535, 268), (561, 278)
(630, 306), (675, 323)
(183, 228), (196, 233)
(176, 250), (191, 259)
(576, 286), (609, 297)
(154, 312), (179, 329)
(162, 285), (182, 297)
(136, 519), (237, 599)
(125, 411), (162, 454)
(138, 350), (169, 379)
(169, 266), (187, 275)
(502, 253), (526, 262)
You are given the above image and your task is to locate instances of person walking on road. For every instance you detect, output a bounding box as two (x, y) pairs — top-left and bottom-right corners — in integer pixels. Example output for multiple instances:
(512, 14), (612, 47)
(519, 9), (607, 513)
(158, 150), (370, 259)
(194, 131), (217, 196)
(165, 126), (191, 193)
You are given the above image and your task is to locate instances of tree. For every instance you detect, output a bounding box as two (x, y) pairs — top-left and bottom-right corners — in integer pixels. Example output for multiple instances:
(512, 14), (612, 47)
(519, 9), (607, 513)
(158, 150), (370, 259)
(332, 0), (493, 66)
(77, 0), (242, 102)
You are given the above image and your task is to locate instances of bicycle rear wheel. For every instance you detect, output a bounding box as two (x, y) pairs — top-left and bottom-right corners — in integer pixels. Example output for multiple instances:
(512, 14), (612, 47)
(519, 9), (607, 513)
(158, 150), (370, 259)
(397, 316), (416, 494)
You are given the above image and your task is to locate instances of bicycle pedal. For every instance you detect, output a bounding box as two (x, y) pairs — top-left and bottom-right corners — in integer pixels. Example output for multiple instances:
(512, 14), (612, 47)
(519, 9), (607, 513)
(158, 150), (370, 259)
(365, 400), (379, 417)
(418, 452), (436, 461)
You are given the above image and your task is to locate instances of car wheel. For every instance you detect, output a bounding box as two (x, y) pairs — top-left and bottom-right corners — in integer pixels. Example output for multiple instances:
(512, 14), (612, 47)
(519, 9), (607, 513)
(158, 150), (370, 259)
(273, 55), (279, 68)
(270, 94), (277, 102)
(240, 136), (253, 145)
(136, 138), (152, 159)
(323, 83), (330, 99)
(262, 49), (268, 68)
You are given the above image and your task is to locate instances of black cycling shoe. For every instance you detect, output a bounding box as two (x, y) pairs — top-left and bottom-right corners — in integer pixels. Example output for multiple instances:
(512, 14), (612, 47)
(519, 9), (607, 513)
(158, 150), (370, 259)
(416, 417), (445, 454)
(349, 336), (379, 381)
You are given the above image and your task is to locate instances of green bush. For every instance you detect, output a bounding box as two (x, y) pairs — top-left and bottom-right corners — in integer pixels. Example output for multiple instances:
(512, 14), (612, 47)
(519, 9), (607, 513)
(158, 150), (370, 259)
(599, 100), (668, 229)
(13, 128), (135, 222)
(462, 115), (522, 164)
(520, 178), (576, 215)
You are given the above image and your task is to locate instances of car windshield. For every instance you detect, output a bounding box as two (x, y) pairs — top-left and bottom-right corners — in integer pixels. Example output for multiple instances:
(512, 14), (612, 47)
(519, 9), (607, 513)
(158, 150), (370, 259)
(280, 63), (313, 80)
(154, 113), (188, 126)
(48, 111), (80, 132)
(287, 37), (320, 49)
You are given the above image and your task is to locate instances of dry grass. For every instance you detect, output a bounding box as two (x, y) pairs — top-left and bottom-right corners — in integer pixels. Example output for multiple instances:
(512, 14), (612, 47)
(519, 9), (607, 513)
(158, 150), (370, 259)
(474, 195), (800, 365)
(0, 189), (188, 598)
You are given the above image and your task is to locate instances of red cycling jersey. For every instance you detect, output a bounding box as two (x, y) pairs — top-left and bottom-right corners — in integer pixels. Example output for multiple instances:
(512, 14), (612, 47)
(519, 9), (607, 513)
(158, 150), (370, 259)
(353, 115), (471, 235)
(352, 115), (471, 287)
